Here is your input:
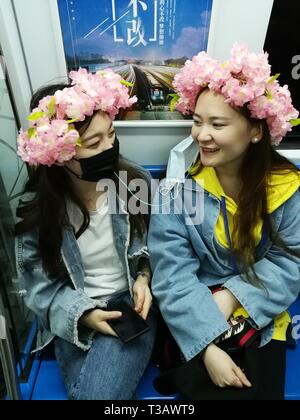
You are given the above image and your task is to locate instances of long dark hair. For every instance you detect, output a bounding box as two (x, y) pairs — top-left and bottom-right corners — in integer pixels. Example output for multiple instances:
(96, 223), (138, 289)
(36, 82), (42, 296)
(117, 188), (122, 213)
(15, 84), (149, 279)
(191, 99), (300, 286)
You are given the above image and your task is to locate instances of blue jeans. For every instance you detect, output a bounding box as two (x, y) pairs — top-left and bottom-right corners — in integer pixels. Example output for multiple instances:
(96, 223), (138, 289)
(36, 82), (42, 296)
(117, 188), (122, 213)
(54, 292), (157, 400)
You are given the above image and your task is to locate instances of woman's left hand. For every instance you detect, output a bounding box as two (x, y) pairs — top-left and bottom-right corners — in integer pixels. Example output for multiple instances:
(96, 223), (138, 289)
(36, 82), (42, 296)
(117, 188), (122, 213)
(213, 289), (241, 320)
(133, 275), (153, 320)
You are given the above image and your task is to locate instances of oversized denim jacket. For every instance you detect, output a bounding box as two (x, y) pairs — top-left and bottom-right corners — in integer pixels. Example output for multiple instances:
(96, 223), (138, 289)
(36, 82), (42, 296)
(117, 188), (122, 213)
(16, 192), (149, 352)
(148, 177), (300, 362)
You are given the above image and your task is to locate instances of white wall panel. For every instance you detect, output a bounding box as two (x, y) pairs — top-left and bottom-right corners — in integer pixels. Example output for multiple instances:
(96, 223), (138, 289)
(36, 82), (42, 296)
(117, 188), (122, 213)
(0, 0), (32, 127)
(208, 0), (274, 60)
(13, 0), (68, 91)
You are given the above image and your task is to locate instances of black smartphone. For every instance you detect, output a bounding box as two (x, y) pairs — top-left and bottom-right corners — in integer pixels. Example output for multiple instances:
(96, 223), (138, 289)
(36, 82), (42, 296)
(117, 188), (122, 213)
(106, 300), (151, 343)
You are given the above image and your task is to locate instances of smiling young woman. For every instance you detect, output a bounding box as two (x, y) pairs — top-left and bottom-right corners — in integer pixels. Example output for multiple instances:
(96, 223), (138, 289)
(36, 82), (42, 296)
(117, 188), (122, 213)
(149, 43), (300, 400)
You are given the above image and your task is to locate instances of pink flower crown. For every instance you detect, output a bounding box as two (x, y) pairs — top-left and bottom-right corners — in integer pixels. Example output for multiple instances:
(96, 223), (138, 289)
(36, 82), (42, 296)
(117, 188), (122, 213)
(172, 43), (300, 145)
(17, 68), (137, 166)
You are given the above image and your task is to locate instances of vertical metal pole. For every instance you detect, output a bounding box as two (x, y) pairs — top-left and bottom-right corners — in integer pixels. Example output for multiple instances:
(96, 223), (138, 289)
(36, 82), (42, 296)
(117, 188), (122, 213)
(0, 298), (22, 400)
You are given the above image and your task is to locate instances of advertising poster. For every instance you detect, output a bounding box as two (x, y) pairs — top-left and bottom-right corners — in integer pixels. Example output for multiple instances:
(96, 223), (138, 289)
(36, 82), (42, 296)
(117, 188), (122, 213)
(57, 0), (213, 120)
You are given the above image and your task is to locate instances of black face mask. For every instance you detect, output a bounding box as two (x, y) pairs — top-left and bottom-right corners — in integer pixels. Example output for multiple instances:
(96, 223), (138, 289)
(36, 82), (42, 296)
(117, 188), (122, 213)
(66, 137), (120, 182)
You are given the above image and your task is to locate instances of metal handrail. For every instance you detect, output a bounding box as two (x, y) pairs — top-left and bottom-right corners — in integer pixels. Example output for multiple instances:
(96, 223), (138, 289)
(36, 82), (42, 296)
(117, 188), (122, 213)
(0, 298), (22, 400)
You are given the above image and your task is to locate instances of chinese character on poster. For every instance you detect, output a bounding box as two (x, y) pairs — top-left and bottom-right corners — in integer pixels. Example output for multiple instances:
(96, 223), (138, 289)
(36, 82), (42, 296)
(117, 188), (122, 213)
(58, 0), (213, 120)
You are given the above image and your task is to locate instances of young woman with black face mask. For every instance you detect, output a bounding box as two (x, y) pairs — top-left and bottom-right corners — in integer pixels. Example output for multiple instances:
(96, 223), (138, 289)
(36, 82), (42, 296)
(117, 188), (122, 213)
(15, 69), (156, 400)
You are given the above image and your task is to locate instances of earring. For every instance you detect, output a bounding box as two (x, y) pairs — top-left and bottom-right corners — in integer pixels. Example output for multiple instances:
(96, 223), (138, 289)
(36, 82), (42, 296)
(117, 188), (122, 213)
(253, 137), (259, 143)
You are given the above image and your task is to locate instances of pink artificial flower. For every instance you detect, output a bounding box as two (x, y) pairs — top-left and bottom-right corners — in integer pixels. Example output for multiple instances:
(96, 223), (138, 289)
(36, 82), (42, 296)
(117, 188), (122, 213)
(18, 68), (136, 166)
(173, 43), (299, 144)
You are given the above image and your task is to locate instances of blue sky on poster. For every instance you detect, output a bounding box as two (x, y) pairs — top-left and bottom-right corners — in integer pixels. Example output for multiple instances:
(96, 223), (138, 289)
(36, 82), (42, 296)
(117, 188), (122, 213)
(58, 0), (212, 61)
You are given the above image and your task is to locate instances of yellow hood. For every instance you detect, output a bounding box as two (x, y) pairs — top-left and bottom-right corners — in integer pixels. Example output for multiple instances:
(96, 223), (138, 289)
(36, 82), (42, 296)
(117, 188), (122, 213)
(266, 169), (300, 213)
(193, 166), (300, 249)
(193, 166), (300, 215)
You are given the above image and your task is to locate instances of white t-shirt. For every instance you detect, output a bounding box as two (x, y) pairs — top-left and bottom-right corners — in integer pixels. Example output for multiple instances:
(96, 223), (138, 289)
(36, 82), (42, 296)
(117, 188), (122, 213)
(68, 196), (128, 299)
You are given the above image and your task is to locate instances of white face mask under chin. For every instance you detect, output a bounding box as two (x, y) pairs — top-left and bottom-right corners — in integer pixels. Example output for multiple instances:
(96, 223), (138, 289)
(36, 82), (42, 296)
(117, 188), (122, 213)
(161, 135), (199, 195)
(115, 135), (199, 206)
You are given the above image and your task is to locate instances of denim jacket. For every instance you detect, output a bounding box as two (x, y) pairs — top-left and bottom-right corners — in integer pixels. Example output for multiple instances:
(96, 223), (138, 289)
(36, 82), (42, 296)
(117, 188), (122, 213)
(16, 192), (149, 352)
(148, 177), (300, 362)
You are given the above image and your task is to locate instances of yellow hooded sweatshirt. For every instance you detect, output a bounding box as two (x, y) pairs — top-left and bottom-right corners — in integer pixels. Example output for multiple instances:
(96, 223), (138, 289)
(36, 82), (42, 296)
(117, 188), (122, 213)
(193, 166), (300, 341)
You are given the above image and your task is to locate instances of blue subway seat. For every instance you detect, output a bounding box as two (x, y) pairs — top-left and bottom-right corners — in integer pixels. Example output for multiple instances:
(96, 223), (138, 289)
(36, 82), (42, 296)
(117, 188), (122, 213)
(31, 357), (68, 400)
(30, 353), (173, 400)
(143, 165), (166, 179)
(30, 295), (300, 400)
(285, 296), (300, 400)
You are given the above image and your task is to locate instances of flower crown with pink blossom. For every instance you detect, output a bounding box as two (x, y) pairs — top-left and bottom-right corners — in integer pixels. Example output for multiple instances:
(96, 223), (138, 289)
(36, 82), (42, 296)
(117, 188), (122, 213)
(171, 43), (300, 145)
(17, 68), (137, 166)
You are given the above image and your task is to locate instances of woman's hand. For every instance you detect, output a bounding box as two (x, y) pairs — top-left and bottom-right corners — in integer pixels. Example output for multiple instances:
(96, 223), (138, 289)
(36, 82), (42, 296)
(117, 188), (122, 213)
(213, 289), (241, 320)
(133, 275), (153, 320)
(79, 308), (122, 337)
(202, 343), (252, 388)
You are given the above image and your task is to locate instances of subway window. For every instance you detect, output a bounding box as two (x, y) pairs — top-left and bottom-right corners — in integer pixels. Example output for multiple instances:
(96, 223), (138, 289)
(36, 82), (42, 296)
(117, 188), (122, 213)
(264, 0), (300, 144)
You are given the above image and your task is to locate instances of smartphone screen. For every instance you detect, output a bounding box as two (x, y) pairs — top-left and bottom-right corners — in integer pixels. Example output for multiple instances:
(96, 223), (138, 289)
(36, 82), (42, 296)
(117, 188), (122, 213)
(106, 300), (151, 343)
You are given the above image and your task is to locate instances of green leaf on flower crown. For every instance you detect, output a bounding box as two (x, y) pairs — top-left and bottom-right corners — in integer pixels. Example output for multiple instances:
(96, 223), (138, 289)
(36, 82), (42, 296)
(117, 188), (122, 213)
(220, 60), (229, 68)
(265, 90), (273, 100)
(269, 73), (280, 83)
(120, 79), (134, 87)
(27, 111), (46, 121)
(48, 97), (56, 117)
(68, 123), (81, 144)
(28, 128), (36, 138)
(67, 118), (78, 124)
(291, 118), (300, 127)
(168, 93), (179, 112)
